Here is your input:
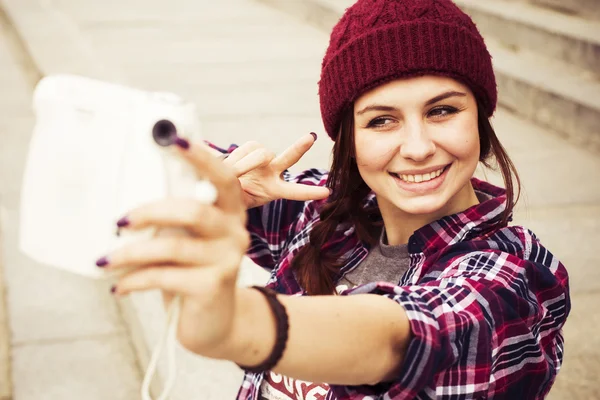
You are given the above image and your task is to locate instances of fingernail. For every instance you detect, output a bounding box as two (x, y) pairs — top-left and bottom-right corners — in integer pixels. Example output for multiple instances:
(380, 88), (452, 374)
(110, 285), (117, 294)
(310, 132), (318, 141)
(116, 216), (130, 228)
(96, 256), (110, 268)
(174, 137), (190, 150)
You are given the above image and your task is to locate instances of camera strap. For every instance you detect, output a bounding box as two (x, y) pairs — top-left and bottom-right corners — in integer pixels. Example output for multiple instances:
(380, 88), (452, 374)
(141, 295), (182, 400)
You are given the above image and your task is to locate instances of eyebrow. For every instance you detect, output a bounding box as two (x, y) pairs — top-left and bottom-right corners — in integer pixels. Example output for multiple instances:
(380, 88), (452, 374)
(425, 90), (467, 106)
(355, 90), (467, 116)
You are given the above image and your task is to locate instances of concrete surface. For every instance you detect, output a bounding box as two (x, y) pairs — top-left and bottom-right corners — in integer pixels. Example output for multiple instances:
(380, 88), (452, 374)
(11, 336), (141, 399)
(0, 211), (11, 400)
(489, 43), (600, 150)
(0, 0), (598, 399)
(455, 0), (600, 68)
(0, 2), (142, 399)
(453, 0), (600, 150)
(455, 0), (600, 152)
(525, 0), (600, 20)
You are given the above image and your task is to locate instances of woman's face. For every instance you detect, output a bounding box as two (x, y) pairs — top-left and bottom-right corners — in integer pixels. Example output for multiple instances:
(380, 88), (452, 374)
(353, 75), (480, 217)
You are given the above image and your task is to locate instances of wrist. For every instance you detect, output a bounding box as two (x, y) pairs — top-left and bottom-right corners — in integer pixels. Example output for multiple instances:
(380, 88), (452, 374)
(214, 287), (277, 366)
(236, 286), (290, 373)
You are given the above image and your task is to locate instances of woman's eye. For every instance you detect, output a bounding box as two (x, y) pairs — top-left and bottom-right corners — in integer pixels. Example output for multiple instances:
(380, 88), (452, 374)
(366, 117), (395, 128)
(428, 106), (459, 118)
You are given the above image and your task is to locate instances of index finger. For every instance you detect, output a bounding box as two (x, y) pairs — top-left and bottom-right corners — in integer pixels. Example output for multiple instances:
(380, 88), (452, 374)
(271, 133), (317, 171)
(172, 137), (243, 213)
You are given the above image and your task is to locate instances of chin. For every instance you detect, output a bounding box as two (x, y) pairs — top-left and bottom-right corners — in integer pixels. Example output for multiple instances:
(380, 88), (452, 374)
(394, 196), (448, 216)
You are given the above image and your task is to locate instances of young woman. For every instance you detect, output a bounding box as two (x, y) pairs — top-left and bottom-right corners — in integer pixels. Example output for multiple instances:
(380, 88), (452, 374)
(97, 0), (570, 398)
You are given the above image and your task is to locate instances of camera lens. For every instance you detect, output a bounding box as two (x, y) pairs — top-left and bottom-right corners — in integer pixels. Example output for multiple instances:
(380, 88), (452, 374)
(152, 120), (177, 147)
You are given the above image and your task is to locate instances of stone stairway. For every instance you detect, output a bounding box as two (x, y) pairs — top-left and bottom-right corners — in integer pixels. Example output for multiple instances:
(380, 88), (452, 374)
(1, 0), (598, 399)
(522, 0), (600, 20)
(258, 0), (600, 152)
(454, 0), (600, 150)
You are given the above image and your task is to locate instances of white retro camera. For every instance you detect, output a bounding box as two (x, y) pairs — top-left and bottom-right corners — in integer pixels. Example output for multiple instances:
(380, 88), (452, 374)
(19, 74), (216, 279)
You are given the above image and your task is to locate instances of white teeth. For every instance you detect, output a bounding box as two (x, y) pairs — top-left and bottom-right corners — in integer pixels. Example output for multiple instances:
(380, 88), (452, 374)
(394, 166), (446, 183)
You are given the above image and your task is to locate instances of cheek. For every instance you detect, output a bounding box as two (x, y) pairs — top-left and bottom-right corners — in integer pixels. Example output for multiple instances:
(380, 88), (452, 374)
(464, 130), (481, 161)
(444, 118), (480, 161)
(354, 133), (397, 170)
(457, 137), (479, 160)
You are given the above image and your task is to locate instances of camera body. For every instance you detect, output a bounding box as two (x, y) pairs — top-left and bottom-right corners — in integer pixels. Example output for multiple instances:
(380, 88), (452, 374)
(19, 74), (211, 279)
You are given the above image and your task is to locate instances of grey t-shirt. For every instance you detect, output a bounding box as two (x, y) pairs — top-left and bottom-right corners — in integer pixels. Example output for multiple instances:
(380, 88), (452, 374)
(336, 189), (492, 292)
(337, 227), (411, 291)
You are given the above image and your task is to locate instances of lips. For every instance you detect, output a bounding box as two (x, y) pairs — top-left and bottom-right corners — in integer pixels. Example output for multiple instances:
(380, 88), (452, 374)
(389, 164), (451, 183)
(389, 163), (451, 194)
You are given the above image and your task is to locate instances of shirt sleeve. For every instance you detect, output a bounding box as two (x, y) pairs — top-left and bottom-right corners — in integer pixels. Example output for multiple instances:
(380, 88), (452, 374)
(246, 168), (328, 271)
(331, 242), (570, 399)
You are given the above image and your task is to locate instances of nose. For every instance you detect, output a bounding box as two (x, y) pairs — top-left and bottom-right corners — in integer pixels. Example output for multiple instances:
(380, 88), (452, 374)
(399, 120), (436, 162)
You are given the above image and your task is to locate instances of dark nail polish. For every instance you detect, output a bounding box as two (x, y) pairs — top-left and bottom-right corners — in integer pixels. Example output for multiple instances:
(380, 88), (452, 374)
(96, 257), (109, 268)
(116, 216), (130, 228)
(110, 285), (117, 294)
(310, 132), (318, 141)
(174, 137), (190, 150)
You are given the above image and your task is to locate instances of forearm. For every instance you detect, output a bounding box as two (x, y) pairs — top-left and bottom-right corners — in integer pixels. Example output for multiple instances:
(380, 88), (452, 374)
(220, 287), (412, 385)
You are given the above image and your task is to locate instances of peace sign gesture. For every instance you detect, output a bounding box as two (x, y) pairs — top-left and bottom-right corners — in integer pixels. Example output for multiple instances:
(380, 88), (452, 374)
(223, 133), (330, 209)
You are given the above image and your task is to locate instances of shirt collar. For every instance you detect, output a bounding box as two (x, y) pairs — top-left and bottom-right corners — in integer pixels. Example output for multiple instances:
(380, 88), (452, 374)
(364, 177), (509, 255)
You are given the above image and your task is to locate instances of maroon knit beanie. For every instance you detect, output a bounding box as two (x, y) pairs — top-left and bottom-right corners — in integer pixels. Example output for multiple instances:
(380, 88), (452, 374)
(318, 0), (497, 140)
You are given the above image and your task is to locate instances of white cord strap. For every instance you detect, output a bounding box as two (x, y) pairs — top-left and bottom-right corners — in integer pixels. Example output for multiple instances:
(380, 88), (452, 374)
(141, 294), (182, 400)
(138, 171), (217, 399)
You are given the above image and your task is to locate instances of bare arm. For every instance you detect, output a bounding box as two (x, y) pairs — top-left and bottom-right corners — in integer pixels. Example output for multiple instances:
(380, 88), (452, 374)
(209, 287), (412, 386)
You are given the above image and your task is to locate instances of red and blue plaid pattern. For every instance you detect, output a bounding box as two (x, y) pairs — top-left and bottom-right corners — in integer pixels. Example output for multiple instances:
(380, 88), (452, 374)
(205, 143), (569, 399)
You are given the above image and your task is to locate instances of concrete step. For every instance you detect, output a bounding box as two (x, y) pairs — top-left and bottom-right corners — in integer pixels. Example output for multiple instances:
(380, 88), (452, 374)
(454, 0), (600, 76)
(502, 0), (600, 20)
(486, 37), (600, 151)
(256, 0), (600, 152)
(0, 210), (11, 400)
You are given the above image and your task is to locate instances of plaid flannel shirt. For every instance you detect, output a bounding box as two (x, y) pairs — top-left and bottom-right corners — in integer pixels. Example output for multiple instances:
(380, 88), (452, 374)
(205, 143), (570, 400)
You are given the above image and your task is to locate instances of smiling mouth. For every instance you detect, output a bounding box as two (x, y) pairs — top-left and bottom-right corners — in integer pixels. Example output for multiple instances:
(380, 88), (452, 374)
(389, 164), (451, 183)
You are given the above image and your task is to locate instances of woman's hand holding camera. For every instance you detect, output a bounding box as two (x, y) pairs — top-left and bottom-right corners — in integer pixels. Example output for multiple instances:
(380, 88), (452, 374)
(96, 140), (250, 354)
(95, 134), (327, 356)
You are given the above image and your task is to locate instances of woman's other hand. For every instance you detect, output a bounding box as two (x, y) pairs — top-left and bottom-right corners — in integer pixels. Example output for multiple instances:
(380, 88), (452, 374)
(223, 133), (330, 209)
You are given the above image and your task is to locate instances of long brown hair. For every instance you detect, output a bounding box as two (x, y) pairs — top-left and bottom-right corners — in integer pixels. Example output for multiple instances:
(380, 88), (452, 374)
(291, 100), (521, 295)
